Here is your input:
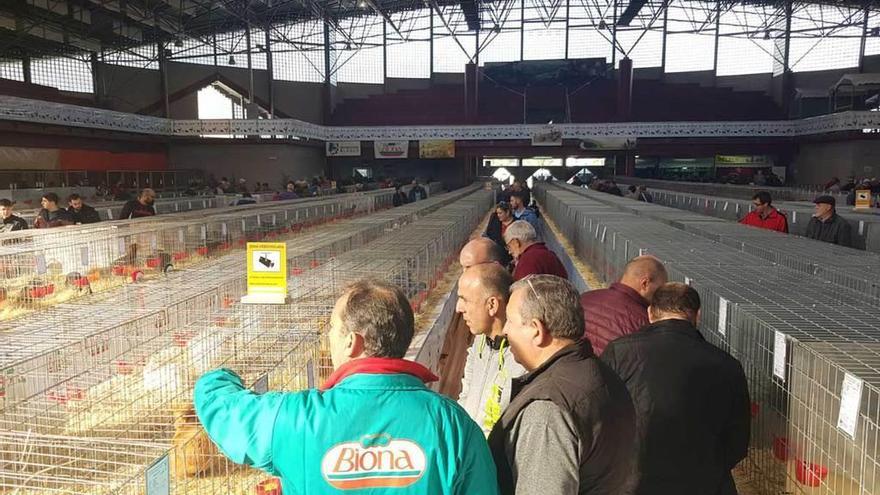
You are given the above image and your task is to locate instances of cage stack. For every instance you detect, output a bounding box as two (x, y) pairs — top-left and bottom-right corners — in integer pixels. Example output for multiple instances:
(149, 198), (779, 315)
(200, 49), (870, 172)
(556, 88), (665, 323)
(536, 181), (880, 495)
(0, 184), (493, 494)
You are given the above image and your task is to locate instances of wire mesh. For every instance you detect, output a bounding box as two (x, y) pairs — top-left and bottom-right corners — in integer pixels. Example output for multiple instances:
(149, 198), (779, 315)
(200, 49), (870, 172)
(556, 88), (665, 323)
(537, 181), (880, 495)
(0, 184), (491, 494)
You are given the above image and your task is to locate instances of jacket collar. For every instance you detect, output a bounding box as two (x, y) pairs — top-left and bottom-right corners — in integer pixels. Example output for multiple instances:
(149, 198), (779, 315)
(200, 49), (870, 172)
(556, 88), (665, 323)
(609, 282), (649, 309)
(320, 357), (439, 391)
(760, 207), (781, 220)
(521, 242), (546, 255)
(512, 339), (594, 392)
(642, 317), (704, 340)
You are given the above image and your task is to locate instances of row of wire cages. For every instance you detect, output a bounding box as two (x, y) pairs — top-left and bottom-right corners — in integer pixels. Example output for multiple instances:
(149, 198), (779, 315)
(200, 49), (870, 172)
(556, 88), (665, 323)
(0, 187), (488, 495)
(0, 186), (470, 416)
(639, 187), (880, 252)
(536, 182), (880, 495)
(0, 192), (394, 321)
(559, 182), (880, 303)
(601, 185), (880, 294)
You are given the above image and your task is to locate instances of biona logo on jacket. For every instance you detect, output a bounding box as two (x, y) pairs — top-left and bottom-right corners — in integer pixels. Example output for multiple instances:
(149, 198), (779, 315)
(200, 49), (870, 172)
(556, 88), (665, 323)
(321, 433), (427, 489)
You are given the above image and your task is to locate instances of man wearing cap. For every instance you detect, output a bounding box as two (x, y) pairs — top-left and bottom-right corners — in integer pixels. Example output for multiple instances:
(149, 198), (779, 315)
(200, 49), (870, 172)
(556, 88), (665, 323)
(805, 195), (853, 247)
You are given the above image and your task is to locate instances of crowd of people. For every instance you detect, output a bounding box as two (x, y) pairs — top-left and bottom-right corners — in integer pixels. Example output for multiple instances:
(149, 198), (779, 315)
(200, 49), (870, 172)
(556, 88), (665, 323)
(194, 258), (750, 494)
(824, 176), (880, 207)
(575, 176), (655, 203)
(191, 178), (751, 494)
(0, 189), (157, 232)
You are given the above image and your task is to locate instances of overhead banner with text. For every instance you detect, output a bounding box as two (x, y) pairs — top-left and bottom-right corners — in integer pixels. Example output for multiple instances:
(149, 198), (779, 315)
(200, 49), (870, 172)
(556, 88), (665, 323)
(374, 141), (409, 159)
(419, 140), (455, 159)
(325, 141), (362, 157)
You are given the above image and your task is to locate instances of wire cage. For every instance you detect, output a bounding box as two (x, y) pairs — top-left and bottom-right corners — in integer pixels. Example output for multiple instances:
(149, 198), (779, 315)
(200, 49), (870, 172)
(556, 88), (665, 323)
(0, 184), (496, 495)
(537, 181), (880, 495)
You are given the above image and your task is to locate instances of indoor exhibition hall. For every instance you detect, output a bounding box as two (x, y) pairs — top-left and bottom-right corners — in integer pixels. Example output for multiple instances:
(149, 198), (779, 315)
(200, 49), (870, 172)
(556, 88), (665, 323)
(0, 0), (879, 493)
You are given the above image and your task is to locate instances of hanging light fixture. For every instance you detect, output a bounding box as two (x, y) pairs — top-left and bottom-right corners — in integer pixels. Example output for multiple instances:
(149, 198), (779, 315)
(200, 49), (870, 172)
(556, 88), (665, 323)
(228, 55), (236, 65)
(763, 30), (771, 40)
(174, 37), (183, 47)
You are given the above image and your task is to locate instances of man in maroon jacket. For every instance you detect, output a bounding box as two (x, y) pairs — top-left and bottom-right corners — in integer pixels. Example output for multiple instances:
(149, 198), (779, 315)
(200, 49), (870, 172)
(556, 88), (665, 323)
(580, 256), (668, 355)
(503, 220), (568, 281)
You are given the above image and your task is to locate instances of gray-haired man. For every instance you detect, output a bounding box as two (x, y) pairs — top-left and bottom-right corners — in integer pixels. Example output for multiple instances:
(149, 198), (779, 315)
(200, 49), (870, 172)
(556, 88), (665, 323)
(488, 275), (636, 495)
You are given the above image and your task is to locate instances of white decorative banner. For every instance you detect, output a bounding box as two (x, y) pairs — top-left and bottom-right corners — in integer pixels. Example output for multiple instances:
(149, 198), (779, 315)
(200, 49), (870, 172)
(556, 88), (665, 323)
(325, 141), (362, 157)
(374, 141), (409, 159)
(531, 125), (563, 146)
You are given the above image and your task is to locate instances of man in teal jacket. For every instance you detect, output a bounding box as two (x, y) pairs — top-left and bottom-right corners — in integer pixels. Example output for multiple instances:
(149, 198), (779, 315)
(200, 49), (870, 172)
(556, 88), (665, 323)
(195, 279), (499, 494)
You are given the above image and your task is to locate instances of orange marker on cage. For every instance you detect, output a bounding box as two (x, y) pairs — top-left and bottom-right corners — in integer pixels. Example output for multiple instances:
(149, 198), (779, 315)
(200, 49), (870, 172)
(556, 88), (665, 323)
(256, 477), (282, 495)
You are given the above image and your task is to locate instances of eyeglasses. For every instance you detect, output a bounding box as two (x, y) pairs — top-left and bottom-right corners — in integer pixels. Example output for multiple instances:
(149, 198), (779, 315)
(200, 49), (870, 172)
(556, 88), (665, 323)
(496, 201), (509, 208)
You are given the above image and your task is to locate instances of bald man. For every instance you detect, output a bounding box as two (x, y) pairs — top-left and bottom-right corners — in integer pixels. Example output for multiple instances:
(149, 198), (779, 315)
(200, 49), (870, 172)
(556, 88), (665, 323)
(580, 255), (668, 355)
(456, 263), (525, 435)
(459, 237), (507, 269)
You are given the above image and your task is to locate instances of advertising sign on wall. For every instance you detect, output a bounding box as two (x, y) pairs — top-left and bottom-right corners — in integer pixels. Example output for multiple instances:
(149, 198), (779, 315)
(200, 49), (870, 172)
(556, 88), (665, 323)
(325, 141), (362, 157)
(419, 140), (455, 158)
(715, 155), (774, 168)
(374, 141), (409, 159)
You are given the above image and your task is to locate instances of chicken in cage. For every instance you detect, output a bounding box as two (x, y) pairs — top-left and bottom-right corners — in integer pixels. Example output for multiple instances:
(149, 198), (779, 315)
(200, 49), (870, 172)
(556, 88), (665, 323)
(0, 185), (501, 494)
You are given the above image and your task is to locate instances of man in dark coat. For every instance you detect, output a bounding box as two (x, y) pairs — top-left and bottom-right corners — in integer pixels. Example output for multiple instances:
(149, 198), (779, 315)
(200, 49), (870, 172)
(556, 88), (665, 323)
(34, 192), (74, 228)
(0, 199), (28, 232)
(805, 195), (853, 247)
(67, 194), (101, 224)
(119, 188), (157, 220)
(602, 282), (751, 495)
(489, 275), (636, 495)
(580, 256), (668, 355)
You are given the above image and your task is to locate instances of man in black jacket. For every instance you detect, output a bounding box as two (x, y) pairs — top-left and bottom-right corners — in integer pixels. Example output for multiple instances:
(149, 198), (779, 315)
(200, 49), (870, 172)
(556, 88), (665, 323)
(488, 275), (636, 495)
(602, 282), (751, 495)
(67, 194), (101, 224)
(0, 199), (28, 232)
(805, 195), (853, 247)
(119, 188), (157, 220)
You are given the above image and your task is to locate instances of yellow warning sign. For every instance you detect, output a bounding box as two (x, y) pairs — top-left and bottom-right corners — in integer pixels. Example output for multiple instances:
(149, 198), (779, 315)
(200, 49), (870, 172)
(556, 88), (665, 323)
(855, 189), (872, 209)
(244, 242), (287, 304)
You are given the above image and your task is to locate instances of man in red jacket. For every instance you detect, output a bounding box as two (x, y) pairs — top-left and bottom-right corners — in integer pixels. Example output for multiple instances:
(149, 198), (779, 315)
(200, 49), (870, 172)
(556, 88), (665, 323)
(739, 191), (788, 233)
(503, 220), (567, 281)
(580, 256), (668, 355)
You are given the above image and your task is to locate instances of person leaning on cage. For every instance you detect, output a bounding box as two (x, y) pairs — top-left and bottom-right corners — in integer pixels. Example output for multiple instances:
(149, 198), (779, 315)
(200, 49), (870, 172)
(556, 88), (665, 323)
(194, 279), (499, 494)
(0, 199), (28, 233)
(34, 192), (74, 229)
(119, 188), (157, 220)
(67, 193), (101, 224)
(805, 195), (853, 247)
(739, 191), (788, 234)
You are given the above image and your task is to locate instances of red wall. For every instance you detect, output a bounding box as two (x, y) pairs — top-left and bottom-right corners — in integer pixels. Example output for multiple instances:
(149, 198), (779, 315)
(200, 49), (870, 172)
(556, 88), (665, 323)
(58, 149), (168, 171)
